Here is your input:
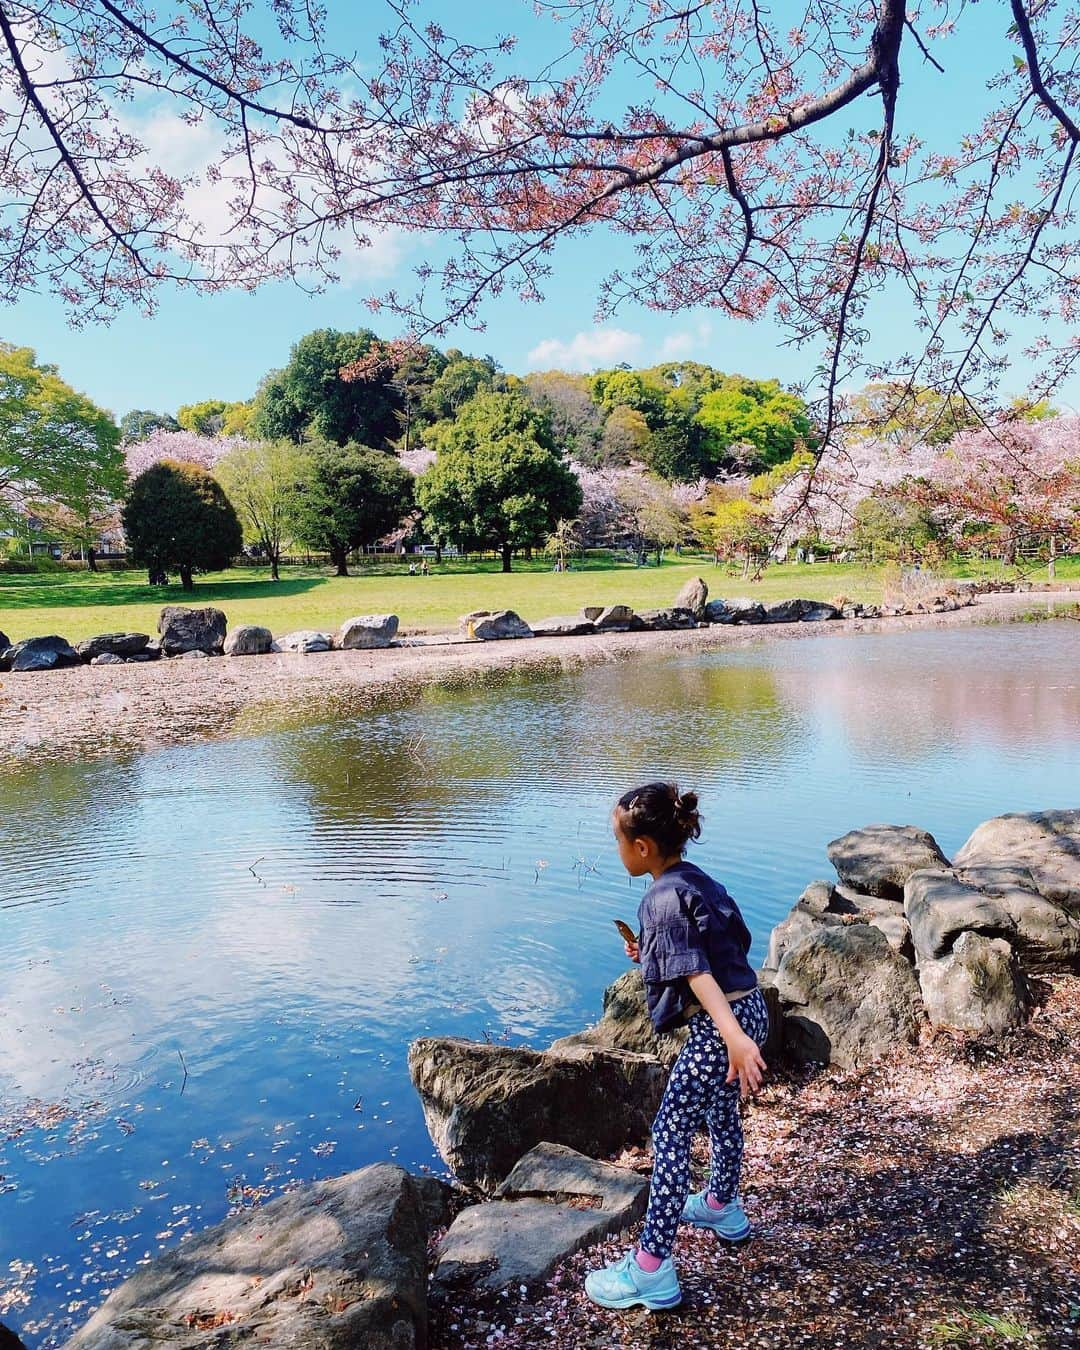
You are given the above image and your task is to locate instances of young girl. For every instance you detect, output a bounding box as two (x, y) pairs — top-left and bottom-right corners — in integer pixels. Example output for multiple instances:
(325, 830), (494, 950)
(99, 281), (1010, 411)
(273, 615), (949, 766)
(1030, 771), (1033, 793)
(585, 782), (769, 1312)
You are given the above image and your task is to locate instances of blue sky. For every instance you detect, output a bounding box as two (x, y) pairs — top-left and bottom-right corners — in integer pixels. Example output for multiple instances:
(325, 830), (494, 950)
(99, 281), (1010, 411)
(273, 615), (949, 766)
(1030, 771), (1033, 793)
(5, 1), (1077, 420)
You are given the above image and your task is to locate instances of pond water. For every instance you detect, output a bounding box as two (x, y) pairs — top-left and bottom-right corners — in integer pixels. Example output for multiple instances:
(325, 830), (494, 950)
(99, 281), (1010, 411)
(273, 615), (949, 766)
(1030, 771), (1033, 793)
(2, 621), (1079, 1345)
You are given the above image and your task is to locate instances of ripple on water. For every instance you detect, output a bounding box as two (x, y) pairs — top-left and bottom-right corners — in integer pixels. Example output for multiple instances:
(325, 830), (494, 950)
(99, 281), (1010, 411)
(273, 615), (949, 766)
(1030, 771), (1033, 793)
(1, 622), (1079, 1347)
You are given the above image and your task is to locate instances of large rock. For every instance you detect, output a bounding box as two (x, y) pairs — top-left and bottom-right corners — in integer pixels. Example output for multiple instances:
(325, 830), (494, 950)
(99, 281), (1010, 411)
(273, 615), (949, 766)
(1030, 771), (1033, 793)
(765, 881), (912, 969)
(433, 1144), (647, 1297)
(531, 615), (596, 637)
(0, 630), (9, 654)
(75, 632), (149, 661)
(707, 596), (766, 624)
(765, 598), (840, 624)
(338, 614), (399, 650)
(8, 635), (82, 672)
(917, 932), (1031, 1034)
(635, 607), (697, 631)
(67, 1165), (431, 1350)
(272, 629), (334, 653)
(158, 606), (227, 656)
(953, 810), (1080, 911)
(774, 925), (923, 1070)
(904, 867), (1080, 972)
(673, 576), (708, 618)
(407, 1037), (664, 1192)
(827, 824), (950, 900)
(550, 969), (687, 1068)
(460, 610), (533, 640)
(90, 653), (126, 667)
(0, 1323), (26, 1350)
(587, 604), (635, 632)
(224, 624), (273, 656)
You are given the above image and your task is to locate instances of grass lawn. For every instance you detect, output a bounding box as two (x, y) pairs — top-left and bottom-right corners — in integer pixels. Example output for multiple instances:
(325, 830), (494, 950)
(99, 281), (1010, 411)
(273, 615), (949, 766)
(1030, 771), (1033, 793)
(0, 553), (1073, 645)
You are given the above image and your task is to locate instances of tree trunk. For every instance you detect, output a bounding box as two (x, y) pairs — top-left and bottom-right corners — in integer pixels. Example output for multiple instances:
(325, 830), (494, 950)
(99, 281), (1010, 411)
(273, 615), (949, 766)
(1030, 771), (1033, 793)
(331, 546), (349, 577)
(87, 547), (98, 573)
(501, 543), (513, 573)
(1049, 534), (1057, 581)
(179, 565), (194, 591)
(270, 551), (280, 582)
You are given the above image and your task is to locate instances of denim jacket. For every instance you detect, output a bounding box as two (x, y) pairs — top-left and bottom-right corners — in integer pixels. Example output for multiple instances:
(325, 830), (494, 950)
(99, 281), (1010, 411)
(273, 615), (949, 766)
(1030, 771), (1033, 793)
(637, 859), (757, 1033)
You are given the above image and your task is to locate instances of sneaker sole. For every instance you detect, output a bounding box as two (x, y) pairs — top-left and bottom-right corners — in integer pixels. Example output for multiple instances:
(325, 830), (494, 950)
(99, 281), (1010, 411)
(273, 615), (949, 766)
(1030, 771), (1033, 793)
(585, 1290), (684, 1311)
(682, 1218), (753, 1244)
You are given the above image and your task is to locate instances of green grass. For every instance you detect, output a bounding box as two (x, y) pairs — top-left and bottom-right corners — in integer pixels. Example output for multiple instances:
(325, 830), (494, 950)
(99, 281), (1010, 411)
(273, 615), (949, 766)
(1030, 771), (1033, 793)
(0, 553), (1073, 645)
(928, 1309), (1042, 1346)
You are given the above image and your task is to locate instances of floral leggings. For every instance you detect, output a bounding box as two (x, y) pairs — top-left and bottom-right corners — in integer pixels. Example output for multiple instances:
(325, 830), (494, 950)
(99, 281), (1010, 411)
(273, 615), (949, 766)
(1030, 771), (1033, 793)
(639, 987), (770, 1259)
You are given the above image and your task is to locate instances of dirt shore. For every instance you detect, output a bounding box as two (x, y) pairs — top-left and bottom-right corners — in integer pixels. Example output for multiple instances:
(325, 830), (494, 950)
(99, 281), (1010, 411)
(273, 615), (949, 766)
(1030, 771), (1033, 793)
(430, 975), (1080, 1350)
(1, 591), (1077, 763)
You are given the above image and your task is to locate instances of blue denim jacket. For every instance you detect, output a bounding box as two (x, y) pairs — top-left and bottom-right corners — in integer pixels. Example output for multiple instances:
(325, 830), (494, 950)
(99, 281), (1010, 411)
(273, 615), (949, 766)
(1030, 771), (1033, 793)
(637, 860), (757, 1033)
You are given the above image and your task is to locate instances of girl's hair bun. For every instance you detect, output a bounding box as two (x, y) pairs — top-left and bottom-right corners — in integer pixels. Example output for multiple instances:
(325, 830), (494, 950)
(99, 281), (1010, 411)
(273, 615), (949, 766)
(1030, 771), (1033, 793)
(616, 781), (703, 855)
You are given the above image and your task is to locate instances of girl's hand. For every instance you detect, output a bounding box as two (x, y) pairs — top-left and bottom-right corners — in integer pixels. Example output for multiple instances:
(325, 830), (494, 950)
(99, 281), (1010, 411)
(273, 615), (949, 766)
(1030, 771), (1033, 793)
(624, 939), (640, 963)
(725, 1030), (767, 1098)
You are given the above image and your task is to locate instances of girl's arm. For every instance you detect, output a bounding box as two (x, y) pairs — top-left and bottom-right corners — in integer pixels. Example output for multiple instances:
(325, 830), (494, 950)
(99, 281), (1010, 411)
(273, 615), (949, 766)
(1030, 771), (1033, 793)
(686, 970), (767, 1098)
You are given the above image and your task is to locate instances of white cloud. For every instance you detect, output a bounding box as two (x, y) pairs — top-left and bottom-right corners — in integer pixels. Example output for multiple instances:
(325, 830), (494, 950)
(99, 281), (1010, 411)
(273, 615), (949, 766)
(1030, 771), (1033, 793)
(659, 321), (713, 360)
(527, 327), (645, 372)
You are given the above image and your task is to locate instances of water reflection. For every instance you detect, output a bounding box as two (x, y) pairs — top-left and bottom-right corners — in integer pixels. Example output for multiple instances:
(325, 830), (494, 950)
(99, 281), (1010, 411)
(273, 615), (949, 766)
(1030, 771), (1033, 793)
(1, 623), (1079, 1347)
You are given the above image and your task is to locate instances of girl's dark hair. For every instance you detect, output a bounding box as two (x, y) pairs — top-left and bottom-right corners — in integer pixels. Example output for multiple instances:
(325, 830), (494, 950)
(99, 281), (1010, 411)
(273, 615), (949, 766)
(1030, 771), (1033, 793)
(615, 782), (702, 856)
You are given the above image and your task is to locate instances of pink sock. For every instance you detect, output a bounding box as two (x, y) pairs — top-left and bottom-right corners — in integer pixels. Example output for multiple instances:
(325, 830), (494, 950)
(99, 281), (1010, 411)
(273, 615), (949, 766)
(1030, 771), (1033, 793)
(635, 1247), (663, 1272)
(705, 1192), (728, 1211)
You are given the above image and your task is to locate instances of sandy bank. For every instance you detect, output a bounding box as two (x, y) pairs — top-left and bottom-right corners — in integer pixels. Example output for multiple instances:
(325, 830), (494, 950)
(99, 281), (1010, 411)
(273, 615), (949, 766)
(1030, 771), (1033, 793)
(1, 591), (1077, 764)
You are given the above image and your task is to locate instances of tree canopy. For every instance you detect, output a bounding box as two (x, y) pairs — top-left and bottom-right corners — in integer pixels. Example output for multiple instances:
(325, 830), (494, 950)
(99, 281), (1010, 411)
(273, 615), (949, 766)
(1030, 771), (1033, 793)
(0, 343), (123, 532)
(417, 391), (582, 571)
(214, 438), (310, 581)
(122, 459), (243, 590)
(287, 440), (414, 575)
(0, 2), (1077, 434)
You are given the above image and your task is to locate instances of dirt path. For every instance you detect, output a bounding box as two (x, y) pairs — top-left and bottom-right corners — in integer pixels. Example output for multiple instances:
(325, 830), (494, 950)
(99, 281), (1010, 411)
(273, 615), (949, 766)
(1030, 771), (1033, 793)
(431, 976), (1080, 1350)
(2, 591), (1077, 763)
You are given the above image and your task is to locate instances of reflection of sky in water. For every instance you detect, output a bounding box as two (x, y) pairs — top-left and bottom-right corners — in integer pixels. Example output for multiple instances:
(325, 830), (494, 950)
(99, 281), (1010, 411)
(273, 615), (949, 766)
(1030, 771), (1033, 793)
(1, 622), (1079, 1345)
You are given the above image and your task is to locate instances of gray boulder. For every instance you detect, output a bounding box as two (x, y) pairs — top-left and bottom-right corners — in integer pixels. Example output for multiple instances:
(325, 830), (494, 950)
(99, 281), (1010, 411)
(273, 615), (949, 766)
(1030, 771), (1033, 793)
(67, 1164), (432, 1350)
(224, 624), (273, 656)
(917, 932), (1031, 1034)
(800, 601), (841, 622)
(904, 867), (1080, 972)
(272, 629), (334, 653)
(953, 810), (1080, 911)
(774, 925), (923, 1070)
(765, 880), (912, 969)
(338, 613), (399, 650)
(460, 610), (533, 640)
(76, 632), (149, 661)
(635, 607), (697, 631)
(90, 653), (126, 667)
(407, 1037), (665, 1192)
(673, 576), (708, 618)
(178, 649), (210, 660)
(8, 635), (82, 672)
(126, 645), (161, 663)
(827, 824), (950, 900)
(588, 604), (635, 632)
(550, 968), (687, 1068)
(764, 598), (809, 623)
(718, 596), (767, 624)
(0, 630), (9, 654)
(432, 1144), (647, 1297)
(158, 606), (227, 656)
(531, 615), (596, 637)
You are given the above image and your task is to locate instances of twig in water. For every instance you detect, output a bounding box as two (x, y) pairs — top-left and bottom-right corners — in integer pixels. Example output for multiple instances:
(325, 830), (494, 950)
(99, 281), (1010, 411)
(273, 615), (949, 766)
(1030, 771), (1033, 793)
(177, 1049), (189, 1095)
(248, 857), (266, 886)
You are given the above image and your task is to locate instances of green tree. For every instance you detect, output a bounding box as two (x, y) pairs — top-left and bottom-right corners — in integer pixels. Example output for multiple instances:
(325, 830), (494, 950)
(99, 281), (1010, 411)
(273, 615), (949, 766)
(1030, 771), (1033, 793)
(611, 473), (689, 564)
(122, 459), (243, 590)
(417, 391), (582, 571)
(844, 382), (976, 446)
(695, 378), (815, 469)
(214, 439), (310, 581)
(850, 496), (938, 563)
(119, 409), (180, 443)
(0, 345), (122, 527)
(420, 353), (500, 423)
(177, 398), (229, 436)
(287, 441), (414, 576)
(251, 329), (401, 447)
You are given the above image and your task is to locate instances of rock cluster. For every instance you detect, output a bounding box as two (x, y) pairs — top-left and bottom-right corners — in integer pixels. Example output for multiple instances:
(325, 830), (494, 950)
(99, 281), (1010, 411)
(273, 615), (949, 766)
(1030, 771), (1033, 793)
(764, 811), (1080, 1066)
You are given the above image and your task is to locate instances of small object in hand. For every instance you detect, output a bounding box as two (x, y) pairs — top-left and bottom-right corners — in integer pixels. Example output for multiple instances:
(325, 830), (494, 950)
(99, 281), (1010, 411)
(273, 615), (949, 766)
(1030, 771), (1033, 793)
(614, 919), (637, 944)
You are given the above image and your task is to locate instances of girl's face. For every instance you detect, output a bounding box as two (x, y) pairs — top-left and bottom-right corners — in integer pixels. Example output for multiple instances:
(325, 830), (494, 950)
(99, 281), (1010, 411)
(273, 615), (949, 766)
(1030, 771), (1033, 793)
(613, 810), (654, 878)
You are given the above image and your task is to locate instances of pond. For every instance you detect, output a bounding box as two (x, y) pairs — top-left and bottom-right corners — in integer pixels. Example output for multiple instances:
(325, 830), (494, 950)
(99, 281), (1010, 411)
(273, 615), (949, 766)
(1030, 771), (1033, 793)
(2, 621), (1079, 1345)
